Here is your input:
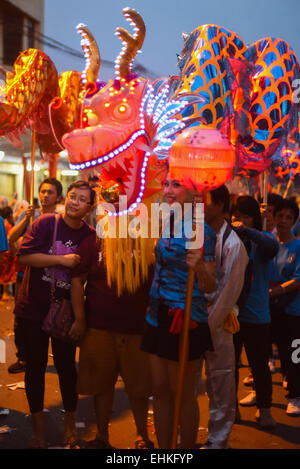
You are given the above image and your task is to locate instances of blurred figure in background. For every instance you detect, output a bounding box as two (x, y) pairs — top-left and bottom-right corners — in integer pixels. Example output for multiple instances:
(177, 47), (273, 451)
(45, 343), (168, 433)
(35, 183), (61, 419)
(231, 196), (279, 429)
(269, 198), (300, 416)
(0, 207), (17, 301)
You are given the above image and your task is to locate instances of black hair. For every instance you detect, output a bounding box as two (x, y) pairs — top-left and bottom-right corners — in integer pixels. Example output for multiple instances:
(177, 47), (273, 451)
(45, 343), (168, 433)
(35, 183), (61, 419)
(231, 195), (262, 231)
(274, 198), (299, 223)
(210, 185), (230, 214)
(267, 193), (284, 209)
(67, 180), (96, 206)
(39, 178), (63, 197)
(0, 206), (13, 220)
(88, 175), (99, 182)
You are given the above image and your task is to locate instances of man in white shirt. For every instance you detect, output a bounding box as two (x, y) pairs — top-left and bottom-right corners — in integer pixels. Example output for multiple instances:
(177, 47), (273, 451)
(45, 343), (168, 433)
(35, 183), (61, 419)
(201, 185), (249, 449)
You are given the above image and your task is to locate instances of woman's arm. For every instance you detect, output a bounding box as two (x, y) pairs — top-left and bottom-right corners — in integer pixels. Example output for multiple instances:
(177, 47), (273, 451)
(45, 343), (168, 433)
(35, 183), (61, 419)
(186, 249), (216, 293)
(232, 222), (279, 259)
(19, 253), (80, 269)
(269, 279), (300, 297)
(69, 275), (88, 341)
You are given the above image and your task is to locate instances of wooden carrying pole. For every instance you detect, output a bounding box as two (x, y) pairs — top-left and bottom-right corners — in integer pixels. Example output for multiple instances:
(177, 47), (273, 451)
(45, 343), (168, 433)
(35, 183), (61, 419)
(171, 193), (203, 449)
(283, 178), (292, 198)
(30, 127), (36, 222)
(262, 170), (268, 231)
(171, 269), (194, 449)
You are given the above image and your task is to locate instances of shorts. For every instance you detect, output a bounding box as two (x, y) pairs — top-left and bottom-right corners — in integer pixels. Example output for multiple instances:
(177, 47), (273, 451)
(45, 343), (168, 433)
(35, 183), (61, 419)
(77, 328), (152, 398)
(141, 303), (213, 361)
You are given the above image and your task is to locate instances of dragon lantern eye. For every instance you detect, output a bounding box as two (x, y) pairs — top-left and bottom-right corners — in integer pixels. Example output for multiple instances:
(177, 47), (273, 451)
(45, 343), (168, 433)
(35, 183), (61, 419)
(113, 102), (132, 120)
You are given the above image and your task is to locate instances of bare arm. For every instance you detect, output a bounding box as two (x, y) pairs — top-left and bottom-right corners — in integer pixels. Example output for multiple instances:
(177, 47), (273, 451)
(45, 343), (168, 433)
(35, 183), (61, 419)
(269, 279), (300, 297)
(69, 275), (88, 341)
(19, 253), (80, 269)
(8, 206), (34, 244)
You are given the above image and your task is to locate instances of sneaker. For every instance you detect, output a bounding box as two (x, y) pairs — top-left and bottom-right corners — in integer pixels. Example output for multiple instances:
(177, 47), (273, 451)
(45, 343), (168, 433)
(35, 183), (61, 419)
(239, 391), (257, 406)
(8, 360), (26, 374)
(255, 408), (276, 428)
(268, 359), (276, 374)
(243, 373), (254, 386)
(286, 399), (300, 416)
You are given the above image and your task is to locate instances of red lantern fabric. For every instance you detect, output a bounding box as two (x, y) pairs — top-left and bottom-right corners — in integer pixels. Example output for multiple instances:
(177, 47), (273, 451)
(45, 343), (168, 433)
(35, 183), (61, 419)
(169, 126), (236, 192)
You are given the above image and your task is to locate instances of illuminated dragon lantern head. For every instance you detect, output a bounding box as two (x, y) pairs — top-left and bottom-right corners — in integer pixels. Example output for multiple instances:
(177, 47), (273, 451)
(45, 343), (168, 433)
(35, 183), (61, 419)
(62, 8), (202, 215)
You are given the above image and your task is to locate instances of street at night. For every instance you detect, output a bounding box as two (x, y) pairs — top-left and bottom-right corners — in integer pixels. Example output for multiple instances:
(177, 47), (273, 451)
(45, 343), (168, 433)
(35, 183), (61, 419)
(0, 298), (299, 450)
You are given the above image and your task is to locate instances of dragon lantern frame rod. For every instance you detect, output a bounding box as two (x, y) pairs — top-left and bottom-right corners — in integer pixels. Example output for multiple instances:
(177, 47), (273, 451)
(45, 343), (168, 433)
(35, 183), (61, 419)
(30, 126), (36, 223)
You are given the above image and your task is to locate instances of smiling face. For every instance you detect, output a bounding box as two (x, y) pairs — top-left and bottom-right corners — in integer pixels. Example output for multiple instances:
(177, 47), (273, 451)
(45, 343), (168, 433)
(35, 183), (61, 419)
(64, 187), (92, 220)
(162, 174), (189, 207)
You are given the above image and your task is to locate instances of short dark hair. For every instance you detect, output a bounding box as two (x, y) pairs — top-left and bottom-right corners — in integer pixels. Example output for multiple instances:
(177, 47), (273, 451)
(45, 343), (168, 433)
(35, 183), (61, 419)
(267, 193), (283, 209)
(210, 185), (230, 214)
(39, 178), (63, 197)
(0, 206), (13, 220)
(66, 180), (96, 206)
(88, 175), (99, 182)
(231, 195), (262, 231)
(274, 198), (299, 223)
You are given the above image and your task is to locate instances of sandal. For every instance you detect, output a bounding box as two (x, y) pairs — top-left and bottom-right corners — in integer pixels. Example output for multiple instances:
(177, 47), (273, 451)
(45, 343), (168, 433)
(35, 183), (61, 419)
(135, 438), (155, 449)
(62, 433), (80, 449)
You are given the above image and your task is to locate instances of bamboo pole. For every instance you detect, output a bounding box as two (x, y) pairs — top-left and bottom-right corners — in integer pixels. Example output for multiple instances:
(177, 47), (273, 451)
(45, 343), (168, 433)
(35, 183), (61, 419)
(275, 183), (281, 194)
(171, 193), (203, 449)
(171, 268), (194, 449)
(30, 126), (36, 223)
(283, 179), (292, 198)
(261, 171), (269, 231)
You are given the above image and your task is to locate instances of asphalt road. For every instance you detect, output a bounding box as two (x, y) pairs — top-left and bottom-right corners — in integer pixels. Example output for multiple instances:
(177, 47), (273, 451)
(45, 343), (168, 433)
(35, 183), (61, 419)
(0, 298), (299, 451)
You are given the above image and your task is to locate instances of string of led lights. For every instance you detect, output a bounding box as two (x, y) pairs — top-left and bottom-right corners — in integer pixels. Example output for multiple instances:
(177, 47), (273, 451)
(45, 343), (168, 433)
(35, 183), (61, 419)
(0, 20), (158, 77)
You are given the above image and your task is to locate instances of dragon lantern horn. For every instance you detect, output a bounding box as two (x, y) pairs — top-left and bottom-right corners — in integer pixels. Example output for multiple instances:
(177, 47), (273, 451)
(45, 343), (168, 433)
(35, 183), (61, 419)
(182, 32), (189, 41)
(76, 23), (101, 84)
(114, 7), (146, 79)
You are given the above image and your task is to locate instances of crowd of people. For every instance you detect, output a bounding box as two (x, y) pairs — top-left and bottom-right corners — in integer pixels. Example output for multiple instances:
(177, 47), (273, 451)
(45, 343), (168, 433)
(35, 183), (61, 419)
(0, 175), (299, 450)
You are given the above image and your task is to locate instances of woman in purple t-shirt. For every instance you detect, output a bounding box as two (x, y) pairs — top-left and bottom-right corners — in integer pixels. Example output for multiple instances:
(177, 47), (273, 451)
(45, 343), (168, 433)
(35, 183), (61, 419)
(14, 181), (95, 449)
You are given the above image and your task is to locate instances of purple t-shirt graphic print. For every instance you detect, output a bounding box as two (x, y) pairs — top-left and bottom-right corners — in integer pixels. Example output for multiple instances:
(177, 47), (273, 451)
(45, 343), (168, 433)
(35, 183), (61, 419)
(14, 213), (95, 323)
(44, 240), (81, 287)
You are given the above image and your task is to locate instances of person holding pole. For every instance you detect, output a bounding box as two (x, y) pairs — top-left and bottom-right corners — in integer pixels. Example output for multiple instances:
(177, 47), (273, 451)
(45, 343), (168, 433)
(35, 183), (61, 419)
(141, 173), (216, 449)
(7, 178), (63, 375)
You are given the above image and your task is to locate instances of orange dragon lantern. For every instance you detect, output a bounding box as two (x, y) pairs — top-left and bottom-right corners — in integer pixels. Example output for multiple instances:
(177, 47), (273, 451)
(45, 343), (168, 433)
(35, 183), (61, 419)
(0, 25), (101, 154)
(62, 8), (201, 216)
(60, 8), (299, 293)
(62, 9), (299, 216)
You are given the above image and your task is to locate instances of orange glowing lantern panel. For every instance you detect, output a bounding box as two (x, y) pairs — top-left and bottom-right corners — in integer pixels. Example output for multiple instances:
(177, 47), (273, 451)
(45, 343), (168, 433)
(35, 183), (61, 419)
(169, 126), (236, 192)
